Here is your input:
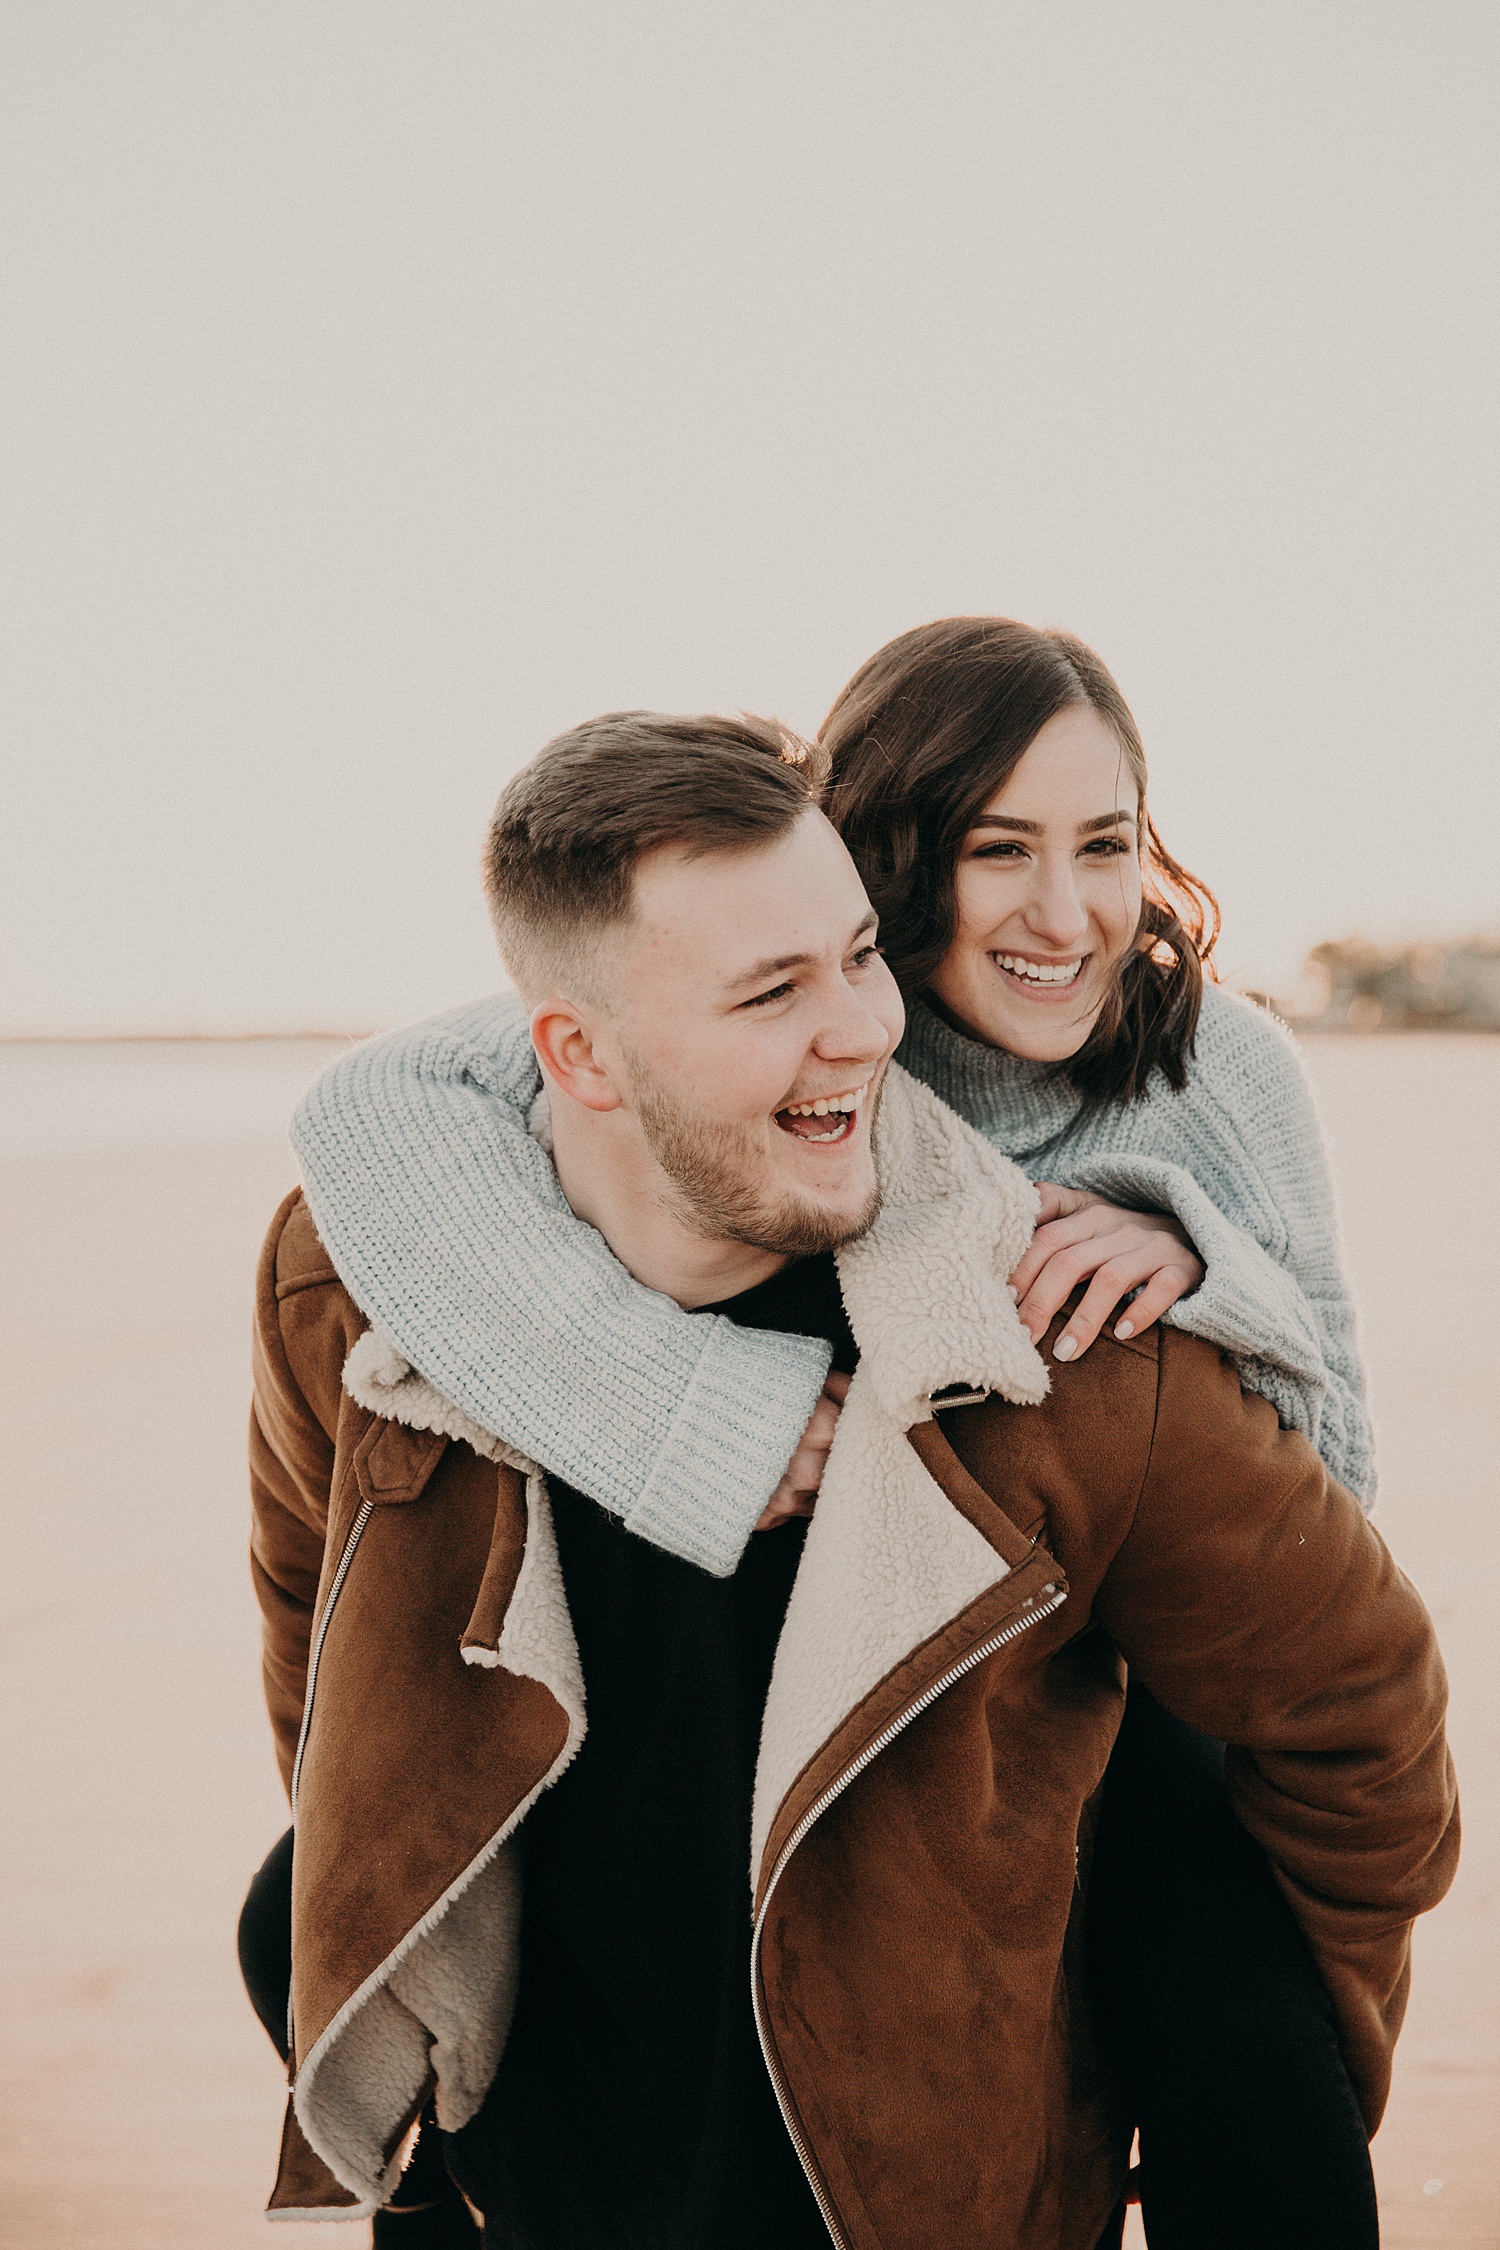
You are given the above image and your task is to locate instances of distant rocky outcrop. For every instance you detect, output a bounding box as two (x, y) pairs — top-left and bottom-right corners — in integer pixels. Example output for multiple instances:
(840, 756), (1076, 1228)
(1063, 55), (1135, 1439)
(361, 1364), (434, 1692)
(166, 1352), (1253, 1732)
(1281, 937), (1500, 1032)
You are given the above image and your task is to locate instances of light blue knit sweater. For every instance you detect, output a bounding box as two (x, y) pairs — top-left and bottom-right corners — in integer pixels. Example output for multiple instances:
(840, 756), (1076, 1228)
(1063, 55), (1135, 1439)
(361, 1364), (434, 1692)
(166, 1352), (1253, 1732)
(290, 982), (1374, 1577)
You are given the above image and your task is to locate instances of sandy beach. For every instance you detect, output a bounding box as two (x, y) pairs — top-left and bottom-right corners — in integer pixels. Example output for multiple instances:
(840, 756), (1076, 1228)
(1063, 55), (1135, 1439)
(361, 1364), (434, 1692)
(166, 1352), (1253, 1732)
(1, 1033), (1495, 2248)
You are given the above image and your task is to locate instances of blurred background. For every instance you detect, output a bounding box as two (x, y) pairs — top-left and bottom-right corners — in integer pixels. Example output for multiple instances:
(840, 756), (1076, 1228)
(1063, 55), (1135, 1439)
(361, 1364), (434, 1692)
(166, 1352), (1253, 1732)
(4, 0), (1499, 1035)
(1, 4), (1496, 2244)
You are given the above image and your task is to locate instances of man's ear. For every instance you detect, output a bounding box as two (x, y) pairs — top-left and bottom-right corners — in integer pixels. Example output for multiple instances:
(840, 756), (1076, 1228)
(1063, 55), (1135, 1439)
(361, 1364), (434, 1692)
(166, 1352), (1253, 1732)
(529, 997), (623, 1113)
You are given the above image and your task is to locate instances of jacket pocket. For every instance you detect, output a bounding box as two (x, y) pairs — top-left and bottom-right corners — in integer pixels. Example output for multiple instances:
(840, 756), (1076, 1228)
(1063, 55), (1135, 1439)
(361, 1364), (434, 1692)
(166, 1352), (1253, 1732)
(353, 1416), (449, 1506)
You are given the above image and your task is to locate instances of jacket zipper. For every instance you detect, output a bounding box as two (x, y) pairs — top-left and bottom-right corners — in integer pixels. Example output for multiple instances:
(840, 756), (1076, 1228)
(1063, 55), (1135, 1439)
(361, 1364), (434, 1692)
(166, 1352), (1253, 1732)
(290, 1497), (375, 1817)
(284, 1496), (376, 2065)
(750, 1576), (1067, 2248)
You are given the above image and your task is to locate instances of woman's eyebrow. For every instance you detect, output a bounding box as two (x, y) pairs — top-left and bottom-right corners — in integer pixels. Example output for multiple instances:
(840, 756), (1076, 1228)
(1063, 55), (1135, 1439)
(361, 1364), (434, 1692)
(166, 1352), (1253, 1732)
(969, 809), (1136, 836)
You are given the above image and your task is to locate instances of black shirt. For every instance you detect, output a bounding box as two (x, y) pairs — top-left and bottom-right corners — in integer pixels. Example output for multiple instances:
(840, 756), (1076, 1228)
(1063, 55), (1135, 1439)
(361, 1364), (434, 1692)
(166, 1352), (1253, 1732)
(449, 1254), (857, 2249)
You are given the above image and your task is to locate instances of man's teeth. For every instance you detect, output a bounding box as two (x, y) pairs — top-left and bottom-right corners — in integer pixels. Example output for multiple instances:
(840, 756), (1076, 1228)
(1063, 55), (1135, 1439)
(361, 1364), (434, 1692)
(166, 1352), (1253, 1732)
(782, 1080), (870, 1118)
(996, 954), (1082, 985)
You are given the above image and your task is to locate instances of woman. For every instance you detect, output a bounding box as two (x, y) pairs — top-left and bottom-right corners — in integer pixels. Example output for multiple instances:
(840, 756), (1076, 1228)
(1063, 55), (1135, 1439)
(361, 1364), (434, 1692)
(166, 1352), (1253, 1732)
(820, 616), (1370, 1498)
(276, 618), (1377, 2246)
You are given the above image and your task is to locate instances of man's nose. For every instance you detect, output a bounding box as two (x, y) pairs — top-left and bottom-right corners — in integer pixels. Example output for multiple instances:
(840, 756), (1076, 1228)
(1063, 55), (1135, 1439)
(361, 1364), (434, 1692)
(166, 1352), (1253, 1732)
(811, 967), (899, 1068)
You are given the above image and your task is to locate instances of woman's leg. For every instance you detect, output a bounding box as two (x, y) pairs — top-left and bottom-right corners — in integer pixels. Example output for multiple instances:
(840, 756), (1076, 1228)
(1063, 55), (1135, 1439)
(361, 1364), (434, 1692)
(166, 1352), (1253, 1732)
(1087, 1682), (1379, 2250)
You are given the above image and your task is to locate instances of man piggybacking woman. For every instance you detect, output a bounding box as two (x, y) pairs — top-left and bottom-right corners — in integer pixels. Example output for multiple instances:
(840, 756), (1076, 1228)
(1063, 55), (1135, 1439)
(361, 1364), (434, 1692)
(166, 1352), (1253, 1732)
(240, 621), (1456, 2250)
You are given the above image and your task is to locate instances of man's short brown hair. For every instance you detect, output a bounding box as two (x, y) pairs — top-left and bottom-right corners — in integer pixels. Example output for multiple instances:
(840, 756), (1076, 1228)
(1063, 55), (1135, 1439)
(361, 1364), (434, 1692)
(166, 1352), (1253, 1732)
(483, 710), (823, 1000)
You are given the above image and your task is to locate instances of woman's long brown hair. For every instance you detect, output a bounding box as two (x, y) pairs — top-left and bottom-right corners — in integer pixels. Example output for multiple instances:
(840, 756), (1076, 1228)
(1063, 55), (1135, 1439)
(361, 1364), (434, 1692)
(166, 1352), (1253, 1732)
(820, 616), (1220, 1108)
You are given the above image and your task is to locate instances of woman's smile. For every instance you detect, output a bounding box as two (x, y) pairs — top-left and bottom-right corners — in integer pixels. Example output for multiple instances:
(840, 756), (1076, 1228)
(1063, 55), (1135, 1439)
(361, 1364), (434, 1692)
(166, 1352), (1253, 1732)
(990, 948), (1087, 996)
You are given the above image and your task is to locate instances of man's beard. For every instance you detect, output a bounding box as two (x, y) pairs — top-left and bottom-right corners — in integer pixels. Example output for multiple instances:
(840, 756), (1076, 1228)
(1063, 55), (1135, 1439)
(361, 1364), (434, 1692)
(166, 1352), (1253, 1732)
(628, 1059), (884, 1260)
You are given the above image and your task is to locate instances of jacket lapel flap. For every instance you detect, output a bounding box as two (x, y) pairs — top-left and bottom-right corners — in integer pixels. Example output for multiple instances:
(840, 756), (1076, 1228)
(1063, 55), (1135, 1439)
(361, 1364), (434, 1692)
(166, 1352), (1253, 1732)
(751, 1068), (1052, 1887)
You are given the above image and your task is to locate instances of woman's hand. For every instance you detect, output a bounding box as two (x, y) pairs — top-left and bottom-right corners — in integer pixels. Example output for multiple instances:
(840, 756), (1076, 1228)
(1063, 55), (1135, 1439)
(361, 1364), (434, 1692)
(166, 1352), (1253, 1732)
(1009, 1186), (1204, 1363)
(755, 1370), (852, 1530)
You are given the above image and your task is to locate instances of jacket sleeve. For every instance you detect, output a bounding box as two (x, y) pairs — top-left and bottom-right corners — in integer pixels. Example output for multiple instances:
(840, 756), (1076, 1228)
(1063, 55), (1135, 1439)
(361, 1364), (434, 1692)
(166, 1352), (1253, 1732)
(1093, 1327), (1458, 2132)
(1062, 1006), (1375, 1505)
(249, 1196), (340, 1797)
(289, 993), (831, 1578)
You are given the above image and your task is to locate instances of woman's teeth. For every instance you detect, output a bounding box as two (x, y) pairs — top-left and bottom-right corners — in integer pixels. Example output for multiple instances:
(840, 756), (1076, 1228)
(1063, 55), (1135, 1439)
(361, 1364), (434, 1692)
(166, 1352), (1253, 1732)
(995, 954), (1082, 986)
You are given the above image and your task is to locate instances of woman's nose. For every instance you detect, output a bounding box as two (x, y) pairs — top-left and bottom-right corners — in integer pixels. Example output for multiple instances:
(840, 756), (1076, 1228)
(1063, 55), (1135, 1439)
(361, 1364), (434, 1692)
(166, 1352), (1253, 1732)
(1024, 866), (1090, 949)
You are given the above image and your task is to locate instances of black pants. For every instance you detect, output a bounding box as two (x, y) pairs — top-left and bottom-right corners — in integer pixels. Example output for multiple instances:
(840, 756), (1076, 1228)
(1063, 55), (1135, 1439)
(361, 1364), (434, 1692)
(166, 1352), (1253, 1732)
(239, 1825), (295, 2063)
(1086, 1683), (1379, 2249)
(240, 1688), (1379, 2248)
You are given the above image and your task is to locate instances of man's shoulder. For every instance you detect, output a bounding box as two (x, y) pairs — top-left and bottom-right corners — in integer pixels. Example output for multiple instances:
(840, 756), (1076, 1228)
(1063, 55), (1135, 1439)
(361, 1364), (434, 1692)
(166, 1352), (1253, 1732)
(968, 1311), (1267, 1497)
(262, 1187), (342, 1297)
(254, 1190), (367, 1431)
(952, 1312), (1330, 1585)
(1070, 1312), (1282, 1446)
(942, 1311), (1163, 1537)
(1036, 1315), (1164, 1455)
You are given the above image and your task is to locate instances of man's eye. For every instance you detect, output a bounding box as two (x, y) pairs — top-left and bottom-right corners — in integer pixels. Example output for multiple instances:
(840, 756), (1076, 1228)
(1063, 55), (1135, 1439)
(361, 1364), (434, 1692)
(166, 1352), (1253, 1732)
(741, 981), (794, 1009)
(848, 945), (882, 970)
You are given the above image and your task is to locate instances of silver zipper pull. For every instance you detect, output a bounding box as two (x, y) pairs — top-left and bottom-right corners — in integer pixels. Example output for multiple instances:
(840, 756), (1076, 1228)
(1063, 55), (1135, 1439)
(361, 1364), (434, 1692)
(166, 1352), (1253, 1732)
(928, 1384), (989, 1411)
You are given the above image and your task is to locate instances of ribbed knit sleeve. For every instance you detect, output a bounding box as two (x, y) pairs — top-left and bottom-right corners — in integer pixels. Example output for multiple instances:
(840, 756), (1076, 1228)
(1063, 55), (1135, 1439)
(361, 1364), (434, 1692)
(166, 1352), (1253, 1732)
(289, 994), (831, 1578)
(1145, 998), (1375, 1506)
(1061, 1148), (1374, 1505)
(897, 988), (1377, 1507)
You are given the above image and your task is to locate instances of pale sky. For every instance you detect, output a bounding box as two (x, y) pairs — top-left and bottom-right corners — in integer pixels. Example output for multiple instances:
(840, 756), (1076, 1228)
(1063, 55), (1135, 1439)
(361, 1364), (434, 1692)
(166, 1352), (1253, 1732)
(3, 1), (1497, 1036)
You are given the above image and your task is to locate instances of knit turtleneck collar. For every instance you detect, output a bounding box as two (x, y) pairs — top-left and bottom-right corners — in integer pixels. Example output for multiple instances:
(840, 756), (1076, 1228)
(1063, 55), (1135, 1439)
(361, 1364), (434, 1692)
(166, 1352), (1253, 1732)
(894, 993), (1085, 1163)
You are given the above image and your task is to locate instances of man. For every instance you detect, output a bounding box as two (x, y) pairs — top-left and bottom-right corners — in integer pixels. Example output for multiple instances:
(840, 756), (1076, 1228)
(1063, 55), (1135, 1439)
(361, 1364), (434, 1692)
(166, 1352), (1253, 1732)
(246, 711), (1456, 2249)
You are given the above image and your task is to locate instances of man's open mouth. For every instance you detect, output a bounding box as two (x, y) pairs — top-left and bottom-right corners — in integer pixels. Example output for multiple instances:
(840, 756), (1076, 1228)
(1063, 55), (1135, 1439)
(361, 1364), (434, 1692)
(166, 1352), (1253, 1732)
(773, 1079), (870, 1144)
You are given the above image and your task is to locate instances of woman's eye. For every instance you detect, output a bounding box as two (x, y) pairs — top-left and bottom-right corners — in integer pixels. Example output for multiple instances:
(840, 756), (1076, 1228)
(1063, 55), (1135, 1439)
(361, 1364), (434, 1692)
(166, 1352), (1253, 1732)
(972, 840), (1027, 861)
(1082, 838), (1130, 859)
(740, 981), (794, 1010)
(848, 944), (882, 971)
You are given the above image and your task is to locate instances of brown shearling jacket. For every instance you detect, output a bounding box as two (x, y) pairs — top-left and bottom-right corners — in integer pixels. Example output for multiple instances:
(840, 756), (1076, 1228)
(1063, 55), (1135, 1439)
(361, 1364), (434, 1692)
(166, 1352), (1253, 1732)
(250, 1068), (1458, 2248)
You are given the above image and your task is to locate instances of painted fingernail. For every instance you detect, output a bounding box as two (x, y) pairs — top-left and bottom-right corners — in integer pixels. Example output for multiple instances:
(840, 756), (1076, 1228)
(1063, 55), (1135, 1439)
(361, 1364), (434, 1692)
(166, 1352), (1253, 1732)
(1006, 1285), (1019, 1301)
(1053, 1335), (1078, 1361)
(1114, 1319), (1134, 1339)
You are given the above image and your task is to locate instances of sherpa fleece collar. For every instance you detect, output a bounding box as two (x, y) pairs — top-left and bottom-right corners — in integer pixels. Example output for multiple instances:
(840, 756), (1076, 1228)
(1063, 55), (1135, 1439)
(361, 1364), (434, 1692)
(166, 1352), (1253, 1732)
(749, 1061), (1047, 1879)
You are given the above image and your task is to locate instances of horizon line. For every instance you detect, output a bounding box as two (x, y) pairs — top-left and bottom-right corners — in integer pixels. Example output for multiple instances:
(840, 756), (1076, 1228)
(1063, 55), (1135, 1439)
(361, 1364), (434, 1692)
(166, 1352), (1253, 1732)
(0, 1029), (382, 1046)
